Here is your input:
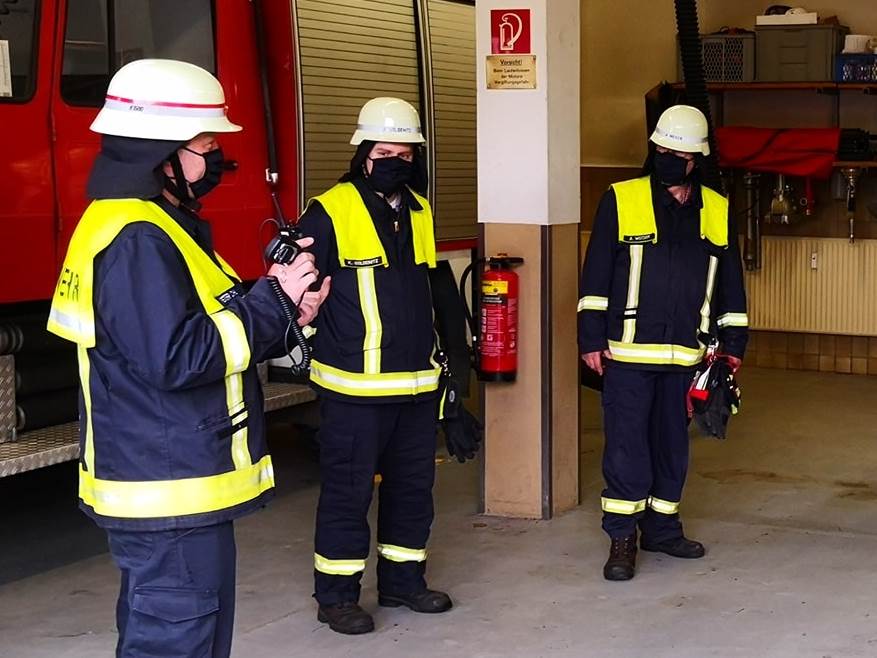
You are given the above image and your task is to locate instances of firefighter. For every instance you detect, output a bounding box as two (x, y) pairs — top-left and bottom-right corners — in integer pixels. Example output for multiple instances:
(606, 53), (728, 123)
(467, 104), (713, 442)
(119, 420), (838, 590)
(47, 59), (328, 657)
(578, 105), (748, 581)
(297, 97), (478, 634)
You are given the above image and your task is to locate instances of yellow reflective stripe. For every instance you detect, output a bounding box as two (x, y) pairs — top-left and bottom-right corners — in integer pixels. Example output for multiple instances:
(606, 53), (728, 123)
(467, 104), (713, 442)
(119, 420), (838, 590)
(648, 497), (680, 514)
(699, 255), (719, 335)
(210, 309), (252, 469)
(608, 340), (705, 366)
(601, 497), (647, 515)
(78, 455), (274, 519)
(578, 296), (609, 312)
(314, 553), (367, 576)
(357, 268), (382, 374)
(622, 245), (643, 343)
(377, 543), (428, 563)
(77, 345), (94, 473)
(310, 359), (441, 397)
(717, 312), (749, 328)
(210, 310), (251, 376)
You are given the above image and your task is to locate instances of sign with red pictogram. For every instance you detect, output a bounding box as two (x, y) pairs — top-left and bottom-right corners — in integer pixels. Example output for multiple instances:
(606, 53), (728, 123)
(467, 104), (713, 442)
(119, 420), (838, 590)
(490, 9), (531, 55)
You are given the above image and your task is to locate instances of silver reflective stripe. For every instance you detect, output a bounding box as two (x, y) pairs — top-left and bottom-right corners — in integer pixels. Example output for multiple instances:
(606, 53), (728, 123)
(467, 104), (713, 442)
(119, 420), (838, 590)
(103, 97), (227, 118)
(48, 307), (94, 337)
(717, 312), (749, 328)
(653, 126), (707, 148)
(699, 256), (719, 335)
(357, 123), (420, 135)
(622, 245), (643, 343)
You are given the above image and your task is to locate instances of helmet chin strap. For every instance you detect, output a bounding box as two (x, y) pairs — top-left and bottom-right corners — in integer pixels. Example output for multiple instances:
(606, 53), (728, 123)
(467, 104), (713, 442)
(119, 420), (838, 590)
(164, 151), (202, 211)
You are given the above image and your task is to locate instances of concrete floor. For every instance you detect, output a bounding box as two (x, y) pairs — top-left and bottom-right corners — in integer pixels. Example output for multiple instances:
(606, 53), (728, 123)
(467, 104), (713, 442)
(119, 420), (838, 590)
(2, 368), (877, 657)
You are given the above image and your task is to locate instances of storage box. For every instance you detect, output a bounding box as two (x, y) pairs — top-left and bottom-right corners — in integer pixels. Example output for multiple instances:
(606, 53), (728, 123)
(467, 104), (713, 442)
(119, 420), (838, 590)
(756, 13), (818, 26)
(756, 24), (848, 81)
(678, 33), (755, 83)
(835, 54), (877, 83)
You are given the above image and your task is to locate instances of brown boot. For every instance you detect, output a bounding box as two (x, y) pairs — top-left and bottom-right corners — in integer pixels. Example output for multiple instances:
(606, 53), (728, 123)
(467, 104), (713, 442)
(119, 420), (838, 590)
(603, 534), (637, 581)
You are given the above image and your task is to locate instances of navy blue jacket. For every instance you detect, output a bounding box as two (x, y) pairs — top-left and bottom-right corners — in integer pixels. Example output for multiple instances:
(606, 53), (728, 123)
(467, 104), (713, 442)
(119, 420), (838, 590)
(85, 198), (289, 530)
(578, 177), (748, 369)
(297, 178), (438, 404)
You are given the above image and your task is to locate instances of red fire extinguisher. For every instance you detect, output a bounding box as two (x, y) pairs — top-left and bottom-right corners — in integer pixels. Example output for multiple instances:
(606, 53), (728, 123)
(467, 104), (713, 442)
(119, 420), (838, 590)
(461, 255), (524, 382)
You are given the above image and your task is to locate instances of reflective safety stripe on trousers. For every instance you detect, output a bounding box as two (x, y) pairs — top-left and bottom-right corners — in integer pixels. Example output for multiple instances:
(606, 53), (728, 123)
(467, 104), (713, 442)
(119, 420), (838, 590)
(377, 543), (428, 563)
(622, 246), (644, 343)
(601, 497), (647, 515)
(648, 496), (680, 515)
(314, 553), (367, 576)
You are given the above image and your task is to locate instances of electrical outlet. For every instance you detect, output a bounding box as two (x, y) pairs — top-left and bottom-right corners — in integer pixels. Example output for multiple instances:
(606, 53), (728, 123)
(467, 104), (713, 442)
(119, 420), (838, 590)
(810, 252), (818, 270)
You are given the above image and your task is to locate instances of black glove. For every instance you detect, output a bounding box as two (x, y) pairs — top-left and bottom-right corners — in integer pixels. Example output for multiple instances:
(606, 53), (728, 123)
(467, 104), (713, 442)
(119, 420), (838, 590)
(439, 376), (483, 463)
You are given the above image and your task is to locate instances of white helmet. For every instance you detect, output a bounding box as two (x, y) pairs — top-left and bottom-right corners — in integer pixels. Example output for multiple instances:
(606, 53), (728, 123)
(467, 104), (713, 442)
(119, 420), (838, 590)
(90, 59), (242, 141)
(650, 105), (710, 156)
(350, 97), (426, 145)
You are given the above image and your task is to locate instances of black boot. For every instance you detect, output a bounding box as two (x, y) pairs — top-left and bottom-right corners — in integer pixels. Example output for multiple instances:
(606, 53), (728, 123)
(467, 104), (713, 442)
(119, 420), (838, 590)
(641, 536), (705, 559)
(603, 534), (637, 581)
(378, 589), (453, 613)
(317, 602), (375, 635)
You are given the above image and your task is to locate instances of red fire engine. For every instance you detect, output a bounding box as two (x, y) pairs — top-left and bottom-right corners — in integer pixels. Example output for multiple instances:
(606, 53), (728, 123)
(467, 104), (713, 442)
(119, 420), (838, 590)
(0, 0), (477, 476)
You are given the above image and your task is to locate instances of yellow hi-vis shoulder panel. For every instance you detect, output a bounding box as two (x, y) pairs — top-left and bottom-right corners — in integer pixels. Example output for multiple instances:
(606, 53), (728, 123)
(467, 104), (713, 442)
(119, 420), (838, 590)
(310, 183), (437, 269)
(46, 199), (272, 520)
(48, 199), (242, 347)
(611, 176), (729, 247)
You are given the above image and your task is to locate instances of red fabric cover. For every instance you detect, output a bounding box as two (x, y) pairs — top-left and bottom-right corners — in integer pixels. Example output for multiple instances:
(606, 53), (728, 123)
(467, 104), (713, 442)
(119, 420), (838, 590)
(716, 127), (841, 179)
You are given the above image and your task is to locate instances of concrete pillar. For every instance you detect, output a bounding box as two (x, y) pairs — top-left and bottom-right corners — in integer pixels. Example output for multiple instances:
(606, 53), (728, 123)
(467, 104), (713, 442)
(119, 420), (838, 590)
(475, 0), (581, 519)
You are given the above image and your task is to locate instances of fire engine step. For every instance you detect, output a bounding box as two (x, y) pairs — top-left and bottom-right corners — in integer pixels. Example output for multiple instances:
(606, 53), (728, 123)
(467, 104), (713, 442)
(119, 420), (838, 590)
(0, 382), (316, 478)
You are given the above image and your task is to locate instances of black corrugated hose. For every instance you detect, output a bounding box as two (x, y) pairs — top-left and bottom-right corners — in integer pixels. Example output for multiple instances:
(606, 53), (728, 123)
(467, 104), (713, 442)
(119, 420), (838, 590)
(674, 0), (724, 193)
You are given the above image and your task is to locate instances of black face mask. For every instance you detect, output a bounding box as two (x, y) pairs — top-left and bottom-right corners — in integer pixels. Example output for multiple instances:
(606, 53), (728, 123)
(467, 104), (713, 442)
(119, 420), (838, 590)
(366, 156), (414, 195)
(653, 150), (693, 187)
(188, 148), (225, 199)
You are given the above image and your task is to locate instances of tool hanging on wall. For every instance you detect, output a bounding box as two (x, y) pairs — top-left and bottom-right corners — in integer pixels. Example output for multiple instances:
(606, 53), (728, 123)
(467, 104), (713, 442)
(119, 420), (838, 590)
(743, 171), (761, 271)
(768, 173), (796, 225)
(840, 166), (862, 243)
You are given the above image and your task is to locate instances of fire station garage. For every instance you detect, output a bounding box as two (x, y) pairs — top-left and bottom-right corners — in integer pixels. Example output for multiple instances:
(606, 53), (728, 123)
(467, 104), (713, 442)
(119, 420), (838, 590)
(3, 0), (877, 656)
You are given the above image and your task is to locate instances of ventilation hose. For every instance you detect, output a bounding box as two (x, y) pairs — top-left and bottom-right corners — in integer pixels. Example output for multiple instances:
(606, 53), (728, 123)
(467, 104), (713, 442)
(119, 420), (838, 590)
(674, 0), (724, 193)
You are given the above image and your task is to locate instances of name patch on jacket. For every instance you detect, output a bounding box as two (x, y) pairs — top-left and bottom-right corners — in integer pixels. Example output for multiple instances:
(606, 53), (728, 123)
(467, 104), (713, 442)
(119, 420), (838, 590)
(344, 257), (384, 267)
(216, 288), (240, 305)
(622, 233), (656, 244)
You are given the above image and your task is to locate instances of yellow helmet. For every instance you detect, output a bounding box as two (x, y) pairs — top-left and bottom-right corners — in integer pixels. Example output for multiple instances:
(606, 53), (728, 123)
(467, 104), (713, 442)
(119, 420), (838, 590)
(350, 97), (426, 145)
(90, 59), (242, 141)
(650, 105), (710, 156)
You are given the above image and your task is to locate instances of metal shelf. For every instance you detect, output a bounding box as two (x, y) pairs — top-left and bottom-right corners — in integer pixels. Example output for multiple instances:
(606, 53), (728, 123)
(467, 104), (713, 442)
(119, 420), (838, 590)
(671, 81), (877, 93)
(0, 382), (316, 478)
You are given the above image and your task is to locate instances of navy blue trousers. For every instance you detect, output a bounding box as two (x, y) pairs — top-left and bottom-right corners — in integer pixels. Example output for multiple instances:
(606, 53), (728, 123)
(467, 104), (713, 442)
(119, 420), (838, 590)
(314, 396), (437, 605)
(106, 522), (236, 658)
(601, 366), (691, 542)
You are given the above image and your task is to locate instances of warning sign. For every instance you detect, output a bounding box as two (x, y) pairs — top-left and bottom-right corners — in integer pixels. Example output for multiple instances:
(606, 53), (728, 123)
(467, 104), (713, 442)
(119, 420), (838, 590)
(486, 54), (537, 90)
